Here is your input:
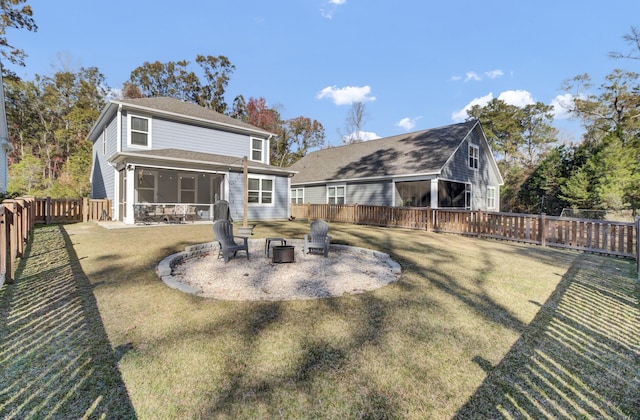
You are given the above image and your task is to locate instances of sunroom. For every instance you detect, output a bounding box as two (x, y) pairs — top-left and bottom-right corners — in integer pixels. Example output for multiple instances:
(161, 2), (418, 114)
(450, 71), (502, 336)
(108, 149), (295, 224)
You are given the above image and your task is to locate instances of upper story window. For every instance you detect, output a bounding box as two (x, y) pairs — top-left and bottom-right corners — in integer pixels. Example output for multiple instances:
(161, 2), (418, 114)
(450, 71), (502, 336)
(327, 185), (345, 205)
(248, 174), (273, 205)
(128, 114), (151, 148)
(251, 138), (264, 162)
(468, 144), (479, 170)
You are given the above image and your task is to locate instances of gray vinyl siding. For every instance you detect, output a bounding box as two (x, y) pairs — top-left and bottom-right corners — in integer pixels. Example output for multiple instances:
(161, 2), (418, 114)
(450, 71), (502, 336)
(299, 185), (326, 204)
(227, 172), (290, 221)
(440, 126), (501, 211)
(347, 181), (392, 206)
(121, 112), (261, 161)
(91, 116), (118, 200)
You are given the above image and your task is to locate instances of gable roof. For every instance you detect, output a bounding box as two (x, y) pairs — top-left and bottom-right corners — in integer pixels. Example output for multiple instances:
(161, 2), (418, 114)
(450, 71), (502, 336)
(88, 97), (274, 141)
(290, 120), (485, 184)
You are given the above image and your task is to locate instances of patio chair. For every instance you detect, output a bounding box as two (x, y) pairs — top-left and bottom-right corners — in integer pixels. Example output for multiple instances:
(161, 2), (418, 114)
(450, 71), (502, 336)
(213, 199), (233, 222)
(303, 219), (331, 257)
(213, 219), (249, 263)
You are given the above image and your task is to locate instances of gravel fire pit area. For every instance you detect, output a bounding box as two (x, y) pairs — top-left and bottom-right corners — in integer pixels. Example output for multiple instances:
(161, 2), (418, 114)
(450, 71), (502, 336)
(157, 239), (402, 301)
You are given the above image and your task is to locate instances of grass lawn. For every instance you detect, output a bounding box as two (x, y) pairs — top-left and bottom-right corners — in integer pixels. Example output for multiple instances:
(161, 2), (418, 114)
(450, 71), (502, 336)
(2, 220), (638, 418)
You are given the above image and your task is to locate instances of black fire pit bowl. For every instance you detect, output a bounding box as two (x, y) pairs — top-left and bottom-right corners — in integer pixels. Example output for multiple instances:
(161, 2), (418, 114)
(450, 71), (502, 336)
(272, 245), (295, 263)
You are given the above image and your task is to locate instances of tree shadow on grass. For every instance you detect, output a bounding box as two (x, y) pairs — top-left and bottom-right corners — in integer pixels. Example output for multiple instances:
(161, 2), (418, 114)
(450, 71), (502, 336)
(0, 225), (136, 419)
(454, 254), (640, 418)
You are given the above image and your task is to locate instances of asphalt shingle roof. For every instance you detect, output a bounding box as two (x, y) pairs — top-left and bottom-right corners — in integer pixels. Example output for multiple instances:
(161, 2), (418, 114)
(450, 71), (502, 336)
(290, 120), (478, 184)
(115, 97), (274, 136)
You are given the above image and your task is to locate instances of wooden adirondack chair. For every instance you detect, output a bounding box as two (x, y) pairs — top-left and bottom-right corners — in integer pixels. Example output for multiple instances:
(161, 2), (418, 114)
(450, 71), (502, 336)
(303, 219), (331, 257)
(213, 219), (249, 263)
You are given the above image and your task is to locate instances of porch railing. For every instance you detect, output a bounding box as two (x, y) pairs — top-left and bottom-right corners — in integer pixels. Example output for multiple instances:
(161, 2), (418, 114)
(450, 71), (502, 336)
(133, 203), (214, 224)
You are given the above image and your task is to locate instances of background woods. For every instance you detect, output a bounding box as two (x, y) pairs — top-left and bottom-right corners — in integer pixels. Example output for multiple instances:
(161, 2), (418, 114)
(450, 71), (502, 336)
(0, 2), (638, 217)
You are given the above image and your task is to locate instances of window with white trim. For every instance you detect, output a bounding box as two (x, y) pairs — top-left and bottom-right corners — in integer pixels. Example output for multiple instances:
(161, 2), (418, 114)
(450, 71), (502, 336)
(248, 175), (273, 205)
(179, 173), (197, 203)
(327, 185), (345, 205)
(136, 169), (157, 203)
(128, 114), (151, 148)
(251, 138), (264, 162)
(487, 186), (496, 210)
(465, 184), (472, 210)
(468, 144), (479, 170)
(291, 188), (304, 204)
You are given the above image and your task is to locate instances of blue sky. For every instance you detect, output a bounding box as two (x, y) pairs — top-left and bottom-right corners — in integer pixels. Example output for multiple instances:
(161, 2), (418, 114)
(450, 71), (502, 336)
(7, 0), (640, 146)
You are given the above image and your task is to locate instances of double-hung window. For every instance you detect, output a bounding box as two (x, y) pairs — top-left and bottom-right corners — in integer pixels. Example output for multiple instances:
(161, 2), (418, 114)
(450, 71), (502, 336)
(291, 188), (304, 204)
(468, 144), (479, 170)
(251, 138), (264, 162)
(327, 185), (345, 204)
(487, 187), (496, 210)
(248, 175), (273, 205)
(128, 114), (151, 148)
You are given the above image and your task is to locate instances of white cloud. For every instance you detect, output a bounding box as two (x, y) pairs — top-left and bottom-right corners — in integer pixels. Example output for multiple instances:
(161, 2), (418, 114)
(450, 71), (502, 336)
(321, 0), (346, 19)
(465, 72), (481, 82)
(451, 92), (494, 122)
(550, 93), (574, 120)
(452, 89), (538, 122)
(344, 130), (380, 142)
(485, 69), (504, 79)
(316, 85), (376, 105)
(395, 116), (422, 131)
(497, 89), (535, 107)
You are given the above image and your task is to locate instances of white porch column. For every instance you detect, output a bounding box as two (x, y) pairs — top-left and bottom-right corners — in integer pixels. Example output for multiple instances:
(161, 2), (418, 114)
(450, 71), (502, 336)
(430, 179), (438, 209)
(124, 165), (135, 224)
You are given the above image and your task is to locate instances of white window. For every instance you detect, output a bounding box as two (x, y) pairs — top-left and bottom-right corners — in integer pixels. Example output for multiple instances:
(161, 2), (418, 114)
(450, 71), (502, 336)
(291, 188), (304, 204)
(487, 187), (496, 210)
(468, 144), (479, 170)
(136, 169), (157, 203)
(179, 173), (197, 203)
(250, 137), (263, 162)
(327, 185), (346, 205)
(128, 114), (151, 148)
(248, 175), (274, 205)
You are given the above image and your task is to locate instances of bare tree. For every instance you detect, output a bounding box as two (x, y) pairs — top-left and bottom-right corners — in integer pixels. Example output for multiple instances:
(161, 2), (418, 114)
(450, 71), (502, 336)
(609, 26), (640, 60)
(341, 101), (368, 144)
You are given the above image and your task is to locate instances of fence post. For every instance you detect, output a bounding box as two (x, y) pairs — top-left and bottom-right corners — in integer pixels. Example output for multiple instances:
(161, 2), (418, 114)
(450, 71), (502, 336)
(476, 209), (482, 237)
(82, 197), (89, 222)
(3, 200), (16, 283)
(539, 213), (547, 247)
(46, 196), (52, 225)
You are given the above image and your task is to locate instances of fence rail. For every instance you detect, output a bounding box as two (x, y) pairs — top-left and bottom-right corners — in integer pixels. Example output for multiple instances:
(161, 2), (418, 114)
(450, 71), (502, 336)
(291, 204), (639, 261)
(0, 197), (111, 286)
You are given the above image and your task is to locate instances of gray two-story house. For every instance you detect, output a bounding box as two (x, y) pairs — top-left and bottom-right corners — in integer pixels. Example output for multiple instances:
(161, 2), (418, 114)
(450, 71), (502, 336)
(289, 120), (503, 211)
(88, 97), (295, 224)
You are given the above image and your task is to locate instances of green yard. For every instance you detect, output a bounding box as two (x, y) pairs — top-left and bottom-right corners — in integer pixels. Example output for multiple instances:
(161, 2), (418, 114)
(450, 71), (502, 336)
(1, 221), (638, 419)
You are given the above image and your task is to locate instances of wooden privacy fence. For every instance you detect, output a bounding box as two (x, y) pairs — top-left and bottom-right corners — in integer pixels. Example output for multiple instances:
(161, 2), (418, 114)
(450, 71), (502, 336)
(34, 197), (111, 224)
(0, 197), (111, 286)
(291, 204), (640, 262)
